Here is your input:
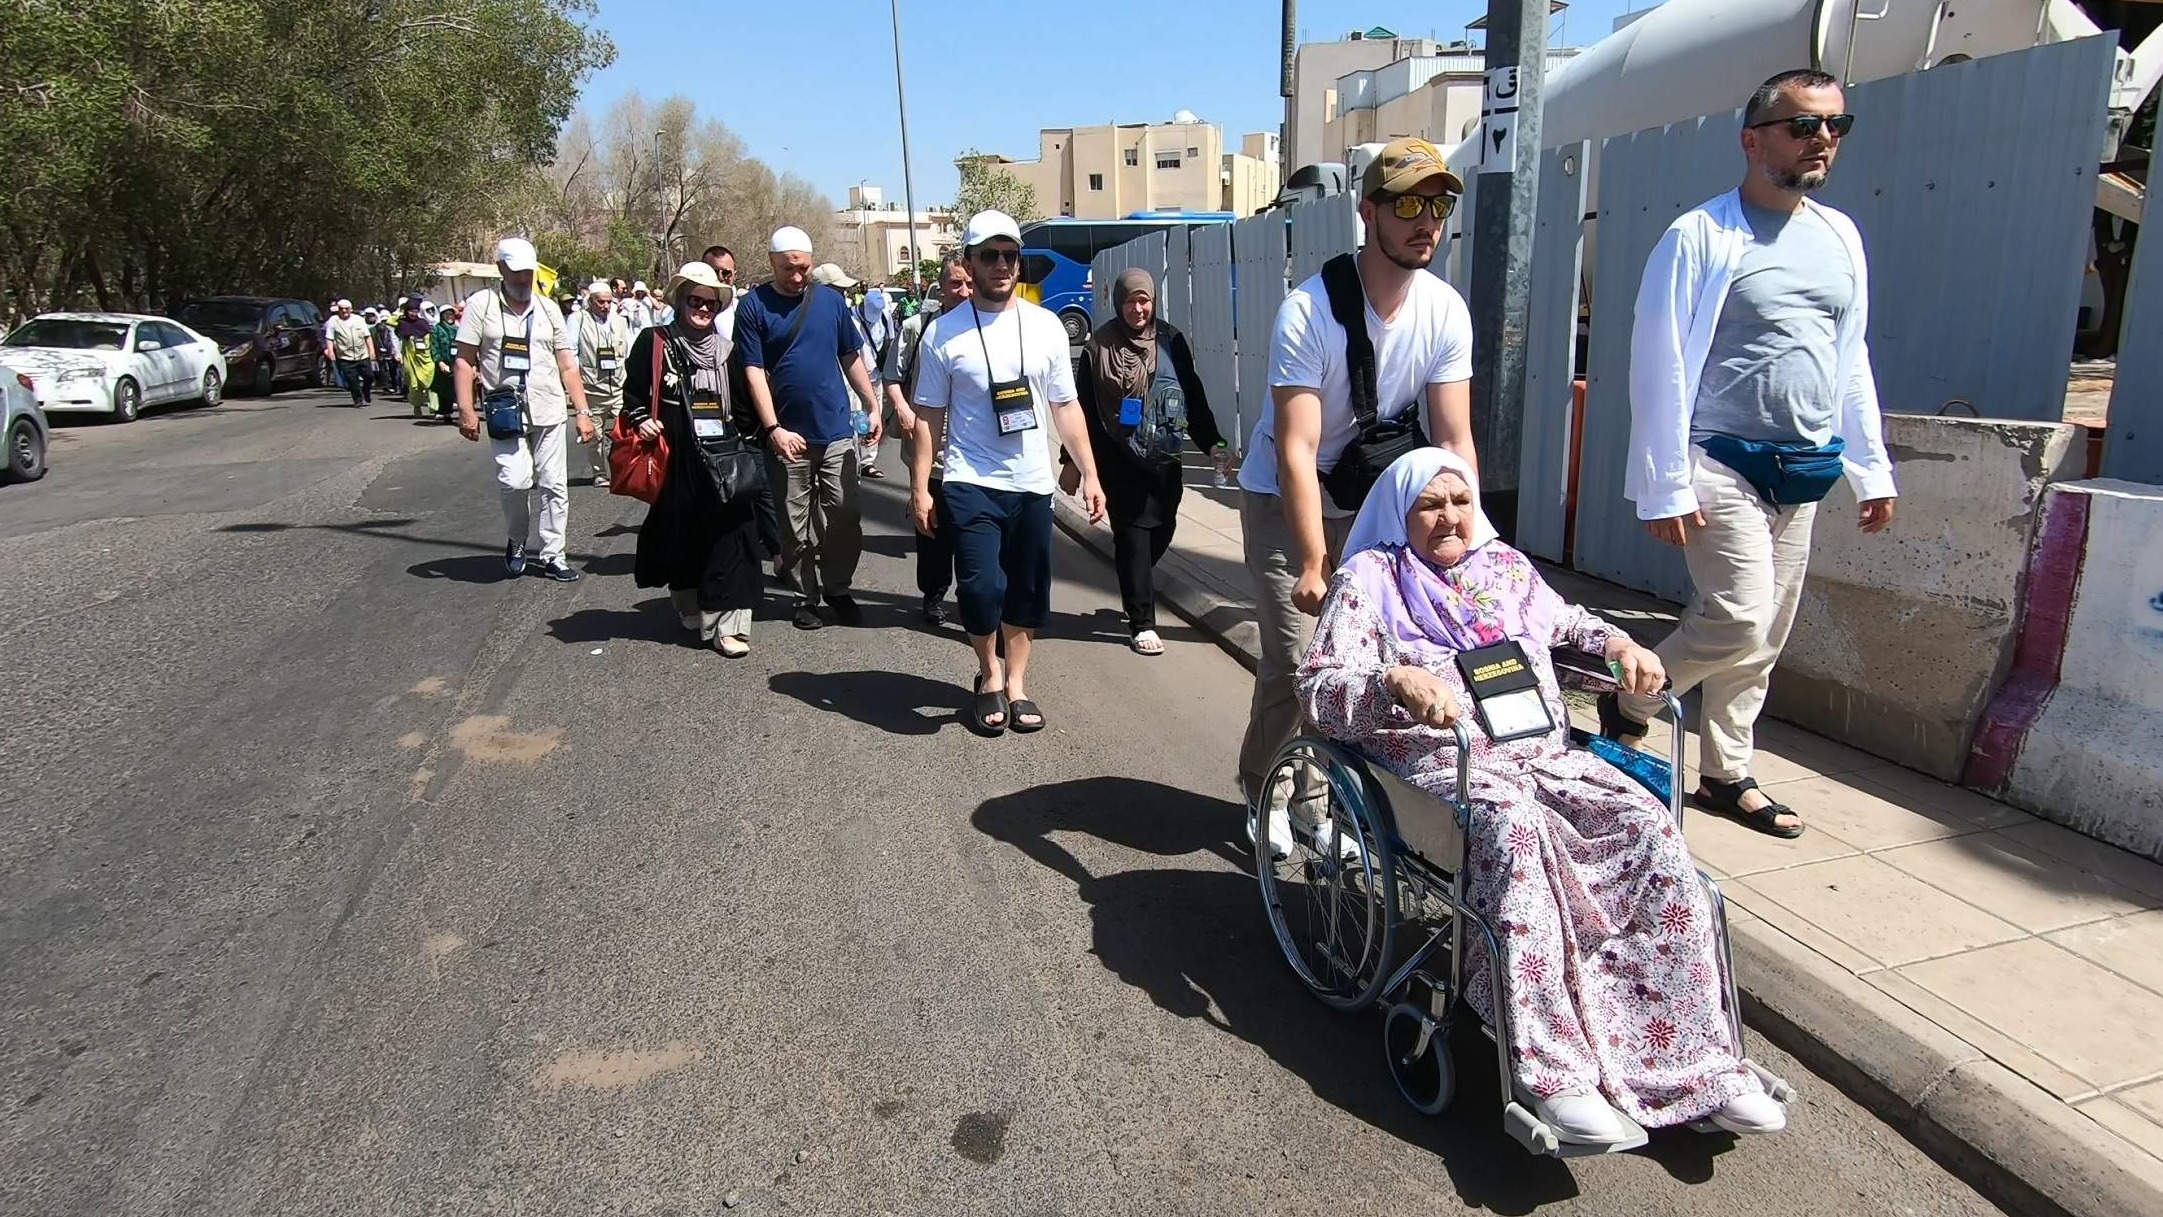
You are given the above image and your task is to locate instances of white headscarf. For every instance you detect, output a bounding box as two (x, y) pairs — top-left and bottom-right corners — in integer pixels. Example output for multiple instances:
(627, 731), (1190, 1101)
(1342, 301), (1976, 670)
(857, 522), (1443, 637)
(1341, 447), (1499, 563)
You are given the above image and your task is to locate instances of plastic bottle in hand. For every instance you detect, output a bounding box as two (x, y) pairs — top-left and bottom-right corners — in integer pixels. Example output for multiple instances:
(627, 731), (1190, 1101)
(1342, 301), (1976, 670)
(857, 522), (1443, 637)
(1212, 446), (1234, 489)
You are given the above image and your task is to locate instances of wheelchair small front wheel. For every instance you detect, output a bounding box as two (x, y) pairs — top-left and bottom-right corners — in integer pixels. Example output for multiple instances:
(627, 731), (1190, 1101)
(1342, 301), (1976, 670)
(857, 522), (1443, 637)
(1384, 1001), (1454, 1115)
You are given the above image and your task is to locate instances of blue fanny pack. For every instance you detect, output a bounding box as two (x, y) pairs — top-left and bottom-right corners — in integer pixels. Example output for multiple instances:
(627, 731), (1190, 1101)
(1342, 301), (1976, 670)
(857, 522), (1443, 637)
(1698, 434), (1846, 507)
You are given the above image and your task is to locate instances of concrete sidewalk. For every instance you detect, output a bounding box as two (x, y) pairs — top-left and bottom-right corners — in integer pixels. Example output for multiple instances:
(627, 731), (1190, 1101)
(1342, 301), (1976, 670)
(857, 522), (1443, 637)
(1053, 470), (2163, 1217)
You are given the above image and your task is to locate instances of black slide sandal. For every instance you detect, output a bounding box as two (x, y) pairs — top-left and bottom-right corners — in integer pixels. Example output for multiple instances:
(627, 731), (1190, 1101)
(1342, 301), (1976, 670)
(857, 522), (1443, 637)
(1008, 699), (1045, 734)
(970, 677), (1009, 737)
(1692, 776), (1804, 839)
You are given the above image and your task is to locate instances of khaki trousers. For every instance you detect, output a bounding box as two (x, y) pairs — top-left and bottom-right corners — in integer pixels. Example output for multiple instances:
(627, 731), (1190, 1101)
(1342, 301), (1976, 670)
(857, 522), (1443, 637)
(768, 441), (862, 603)
(1236, 489), (1354, 804)
(1622, 450), (1818, 782)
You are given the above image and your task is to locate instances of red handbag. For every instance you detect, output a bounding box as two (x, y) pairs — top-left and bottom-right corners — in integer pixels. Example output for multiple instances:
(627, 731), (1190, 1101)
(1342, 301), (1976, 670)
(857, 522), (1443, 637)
(608, 334), (669, 503)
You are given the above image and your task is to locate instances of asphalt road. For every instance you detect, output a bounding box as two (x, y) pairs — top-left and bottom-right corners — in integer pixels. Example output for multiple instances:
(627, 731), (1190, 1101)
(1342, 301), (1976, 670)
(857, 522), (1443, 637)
(1, 388), (2013, 1216)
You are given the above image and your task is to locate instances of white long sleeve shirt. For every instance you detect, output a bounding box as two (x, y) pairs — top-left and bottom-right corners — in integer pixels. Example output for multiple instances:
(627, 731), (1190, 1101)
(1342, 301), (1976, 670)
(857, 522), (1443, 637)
(1625, 188), (1897, 520)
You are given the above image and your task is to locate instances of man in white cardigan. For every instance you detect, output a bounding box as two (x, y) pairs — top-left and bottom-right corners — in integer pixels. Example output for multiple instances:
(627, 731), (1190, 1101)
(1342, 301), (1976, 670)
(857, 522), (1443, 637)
(1609, 69), (1898, 839)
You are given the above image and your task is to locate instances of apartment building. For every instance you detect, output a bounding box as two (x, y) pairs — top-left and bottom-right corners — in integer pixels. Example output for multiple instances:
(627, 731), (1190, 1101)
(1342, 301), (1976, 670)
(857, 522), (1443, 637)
(1284, 28), (1440, 174)
(996, 114), (1281, 221)
(831, 185), (959, 282)
(1320, 45), (1584, 168)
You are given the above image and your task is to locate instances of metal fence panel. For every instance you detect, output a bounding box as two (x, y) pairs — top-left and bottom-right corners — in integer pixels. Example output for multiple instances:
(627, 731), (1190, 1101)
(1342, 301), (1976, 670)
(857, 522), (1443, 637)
(1188, 223), (1240, 450)
(1160, 227), (1192, 333)
(1515, 142), (1591, 563)
(1234, 210), (1290, 453)
(1289, 192), (1358, 285)
(2105, 218), (2163, 484)
(1574, 37), (2115, 600)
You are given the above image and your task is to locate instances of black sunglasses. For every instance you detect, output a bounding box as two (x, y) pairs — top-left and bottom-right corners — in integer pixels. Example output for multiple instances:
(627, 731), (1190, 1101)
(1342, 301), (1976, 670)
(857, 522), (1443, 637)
(972, 247), (1021, 266)
(1747, 113), (1855, 140)
(685, 293), (721, 310)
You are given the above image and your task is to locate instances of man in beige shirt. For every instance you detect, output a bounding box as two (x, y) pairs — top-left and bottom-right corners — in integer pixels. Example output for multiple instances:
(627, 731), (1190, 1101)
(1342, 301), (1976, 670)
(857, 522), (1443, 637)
(569, 280), (633, 486)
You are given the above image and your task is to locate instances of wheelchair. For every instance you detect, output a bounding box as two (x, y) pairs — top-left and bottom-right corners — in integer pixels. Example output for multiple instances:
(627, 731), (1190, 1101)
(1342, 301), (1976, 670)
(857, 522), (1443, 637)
(1251, 652), (1794, 1156)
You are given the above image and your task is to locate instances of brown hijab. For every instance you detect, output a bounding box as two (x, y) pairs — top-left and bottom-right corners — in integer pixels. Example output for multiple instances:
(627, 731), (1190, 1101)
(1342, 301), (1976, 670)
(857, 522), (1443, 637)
(1087, 268), (1158, 418)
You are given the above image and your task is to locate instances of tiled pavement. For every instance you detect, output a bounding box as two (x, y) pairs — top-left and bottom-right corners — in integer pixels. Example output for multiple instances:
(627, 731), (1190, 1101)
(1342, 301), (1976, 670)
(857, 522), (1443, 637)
(1056, 472), (2163, 1189)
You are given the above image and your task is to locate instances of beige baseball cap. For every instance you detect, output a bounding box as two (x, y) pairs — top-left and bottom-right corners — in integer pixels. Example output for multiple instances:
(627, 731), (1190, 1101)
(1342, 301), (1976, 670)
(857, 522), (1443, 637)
(1361, 137), (1464, 199)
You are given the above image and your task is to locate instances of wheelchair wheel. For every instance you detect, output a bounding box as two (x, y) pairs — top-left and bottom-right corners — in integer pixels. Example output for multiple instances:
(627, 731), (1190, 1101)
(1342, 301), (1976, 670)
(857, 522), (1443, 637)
(1384, 1001), (1454, 1115)
(1253, 738), (1397, 1013)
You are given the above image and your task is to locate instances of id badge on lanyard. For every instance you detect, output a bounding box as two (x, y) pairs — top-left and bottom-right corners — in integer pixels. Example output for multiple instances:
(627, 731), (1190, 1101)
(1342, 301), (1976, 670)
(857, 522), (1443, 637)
(974, 306), (1037, 437)
(595, 343), (619, 375)
(689, 389), (728, 438)
(499, 306), (534, 377)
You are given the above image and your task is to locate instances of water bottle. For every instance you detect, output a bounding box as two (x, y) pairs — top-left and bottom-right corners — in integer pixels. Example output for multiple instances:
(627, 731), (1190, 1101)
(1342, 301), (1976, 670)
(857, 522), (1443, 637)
(851, 409), (872, 437)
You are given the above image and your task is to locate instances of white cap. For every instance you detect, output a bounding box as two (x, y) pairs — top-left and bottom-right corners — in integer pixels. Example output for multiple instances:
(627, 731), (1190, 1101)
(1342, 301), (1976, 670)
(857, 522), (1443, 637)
(769, 226), (814, 254)
(631, 280), (649, 294)
(335, 298), (352, 309)
(962, 210), (1022, 249)
(810, 263), (859, 288)
(493, 236), (538, 271)
(586, 279), (613, 296)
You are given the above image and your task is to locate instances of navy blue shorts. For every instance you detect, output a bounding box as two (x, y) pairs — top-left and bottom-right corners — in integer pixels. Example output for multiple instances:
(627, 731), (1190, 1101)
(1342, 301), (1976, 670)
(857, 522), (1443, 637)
(939, 481), (1053, 637)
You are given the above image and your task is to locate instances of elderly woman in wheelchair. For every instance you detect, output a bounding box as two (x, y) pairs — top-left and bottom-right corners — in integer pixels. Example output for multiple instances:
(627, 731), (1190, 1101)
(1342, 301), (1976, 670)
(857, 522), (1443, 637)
(1282, 449), (1786, 1147)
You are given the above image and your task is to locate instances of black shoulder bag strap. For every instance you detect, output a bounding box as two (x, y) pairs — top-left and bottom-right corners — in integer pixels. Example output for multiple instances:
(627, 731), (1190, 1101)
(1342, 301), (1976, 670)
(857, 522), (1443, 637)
(1319, 253), (1378, 431)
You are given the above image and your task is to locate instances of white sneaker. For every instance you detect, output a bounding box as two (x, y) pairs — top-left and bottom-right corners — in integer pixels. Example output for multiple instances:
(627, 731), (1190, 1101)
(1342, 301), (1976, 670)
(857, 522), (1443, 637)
(1245, 802), (1294, 860)
(1312, 819), (1367, 866)
(1709, 1088), (1786, 1135)
(1534, 1089), (1634, 1145)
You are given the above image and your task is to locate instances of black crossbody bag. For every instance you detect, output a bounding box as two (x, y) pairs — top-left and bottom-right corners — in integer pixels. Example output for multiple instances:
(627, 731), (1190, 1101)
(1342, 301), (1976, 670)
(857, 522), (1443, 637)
(1316, 253), (1429, 511)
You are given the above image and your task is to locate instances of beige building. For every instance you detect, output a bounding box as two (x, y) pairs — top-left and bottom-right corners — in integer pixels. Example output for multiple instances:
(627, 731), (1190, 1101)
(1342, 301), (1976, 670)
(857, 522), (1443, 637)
(831, 185), (960, 283)
(1285, 29), (1439, 174)
(997, 114), (1280, 221)
(1318, 46), (1586, 172)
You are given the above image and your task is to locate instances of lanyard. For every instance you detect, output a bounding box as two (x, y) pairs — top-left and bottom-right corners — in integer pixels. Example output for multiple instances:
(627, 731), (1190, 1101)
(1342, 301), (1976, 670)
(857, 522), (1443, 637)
(969, 302), (1024, 385)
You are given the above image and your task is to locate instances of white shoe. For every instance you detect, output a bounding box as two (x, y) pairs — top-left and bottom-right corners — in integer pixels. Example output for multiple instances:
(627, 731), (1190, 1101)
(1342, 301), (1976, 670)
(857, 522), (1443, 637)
(716, 635), (750, 659)
(1311, 819), (1367, 866)
(1709, 1088), (1786, 1135)
(1245, 802), (1295, 860)
(1534, 1089), (1634, 1145)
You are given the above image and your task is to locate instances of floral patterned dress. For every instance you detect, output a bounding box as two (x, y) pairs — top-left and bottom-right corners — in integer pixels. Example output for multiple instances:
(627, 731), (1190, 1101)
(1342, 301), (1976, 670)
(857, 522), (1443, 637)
(1296, 544), (1759, 1127)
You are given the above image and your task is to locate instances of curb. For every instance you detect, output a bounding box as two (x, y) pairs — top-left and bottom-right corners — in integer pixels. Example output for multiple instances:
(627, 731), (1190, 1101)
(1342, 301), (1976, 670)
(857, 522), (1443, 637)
(1051, 497), (2163, 1217)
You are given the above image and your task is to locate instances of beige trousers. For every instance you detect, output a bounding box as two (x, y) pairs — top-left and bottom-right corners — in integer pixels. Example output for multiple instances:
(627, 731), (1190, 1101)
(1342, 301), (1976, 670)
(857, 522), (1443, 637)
(1622, 450), (1819, 782)
(1236, 489), (1355, 804)
(768, 441), (863, 603)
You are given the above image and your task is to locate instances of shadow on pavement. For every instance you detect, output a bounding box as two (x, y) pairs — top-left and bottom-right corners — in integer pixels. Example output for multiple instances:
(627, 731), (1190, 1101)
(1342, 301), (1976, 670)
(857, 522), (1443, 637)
(409, 553), (517, 583)
(548, 598), (684, 647)
(972, 776), (1735, 1210)
(768, 670), (963, 736)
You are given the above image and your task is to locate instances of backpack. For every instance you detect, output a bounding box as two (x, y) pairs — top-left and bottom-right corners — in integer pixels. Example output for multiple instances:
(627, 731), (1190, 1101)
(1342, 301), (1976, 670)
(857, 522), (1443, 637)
(1122, 336), (1189, 466)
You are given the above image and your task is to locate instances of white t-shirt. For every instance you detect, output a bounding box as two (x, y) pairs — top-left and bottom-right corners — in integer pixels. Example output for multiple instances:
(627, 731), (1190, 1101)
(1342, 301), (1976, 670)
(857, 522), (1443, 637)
(1239, 267), (1474, 514)
(912, 298), (1076, 495)
(455, 290), (575, 426)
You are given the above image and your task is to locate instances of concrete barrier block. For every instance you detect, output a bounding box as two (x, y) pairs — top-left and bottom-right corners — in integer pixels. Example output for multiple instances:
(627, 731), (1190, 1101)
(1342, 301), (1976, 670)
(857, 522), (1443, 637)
(2001, 480), (2163, 861)
(1771, 416), (2084, 781)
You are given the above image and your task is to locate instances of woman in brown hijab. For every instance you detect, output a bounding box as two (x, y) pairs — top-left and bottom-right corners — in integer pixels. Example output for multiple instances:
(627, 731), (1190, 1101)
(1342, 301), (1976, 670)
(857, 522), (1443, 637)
(1064, 267), (1228, 655)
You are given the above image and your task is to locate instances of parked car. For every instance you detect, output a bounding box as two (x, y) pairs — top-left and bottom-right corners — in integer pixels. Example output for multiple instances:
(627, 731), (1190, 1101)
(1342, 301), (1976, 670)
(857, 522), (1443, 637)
(0, 313), (226, 423)
(172, 296), (325, 396)
(4, 367), (47, 482)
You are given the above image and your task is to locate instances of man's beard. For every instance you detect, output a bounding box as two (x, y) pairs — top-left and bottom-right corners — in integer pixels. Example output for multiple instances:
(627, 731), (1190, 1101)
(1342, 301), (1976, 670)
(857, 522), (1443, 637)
(1770, 163), (1830, 193)
(504, 281), (532, 303)
(976, 280), (1016, 304)
(1380, 233), (1437, 272)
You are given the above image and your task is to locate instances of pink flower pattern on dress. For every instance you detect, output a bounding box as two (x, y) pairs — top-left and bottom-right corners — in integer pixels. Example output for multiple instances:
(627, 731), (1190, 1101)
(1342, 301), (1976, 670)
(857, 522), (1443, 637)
(1296, 546), (1761, 1127)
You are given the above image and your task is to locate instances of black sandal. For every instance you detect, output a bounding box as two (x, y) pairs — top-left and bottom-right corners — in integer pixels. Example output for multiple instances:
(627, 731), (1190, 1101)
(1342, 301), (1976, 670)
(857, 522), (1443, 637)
(969, 677), (1009, 737)
(1692, 776), (1804, 839)
(1007, 698), (1045, 734)
(1596, 692), (1652, 744)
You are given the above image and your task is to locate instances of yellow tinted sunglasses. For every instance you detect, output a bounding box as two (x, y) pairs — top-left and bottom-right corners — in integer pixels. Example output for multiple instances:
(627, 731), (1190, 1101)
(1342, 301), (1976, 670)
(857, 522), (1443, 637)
(1387, 193), (1458, 221)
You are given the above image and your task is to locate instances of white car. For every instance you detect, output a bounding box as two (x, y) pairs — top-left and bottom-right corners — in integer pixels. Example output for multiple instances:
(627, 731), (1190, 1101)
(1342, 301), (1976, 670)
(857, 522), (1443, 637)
(0, 312), (227, 423)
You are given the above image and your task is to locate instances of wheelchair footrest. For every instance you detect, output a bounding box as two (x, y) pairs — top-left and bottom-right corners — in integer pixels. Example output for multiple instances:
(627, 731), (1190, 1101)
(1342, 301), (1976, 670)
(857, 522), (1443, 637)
(1504, 1095), (1651, 1158)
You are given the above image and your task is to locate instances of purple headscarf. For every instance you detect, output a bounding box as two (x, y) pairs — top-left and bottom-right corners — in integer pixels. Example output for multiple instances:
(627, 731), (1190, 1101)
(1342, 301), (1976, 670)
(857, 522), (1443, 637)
(1336, 448), (1553, 654)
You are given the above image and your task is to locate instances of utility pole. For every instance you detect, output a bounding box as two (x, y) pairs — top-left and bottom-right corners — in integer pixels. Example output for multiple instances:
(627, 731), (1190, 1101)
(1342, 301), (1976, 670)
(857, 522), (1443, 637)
(1280, 0), (1297, 166)
(1468, 0), (1548, 539)
(889, 0), (924, 297)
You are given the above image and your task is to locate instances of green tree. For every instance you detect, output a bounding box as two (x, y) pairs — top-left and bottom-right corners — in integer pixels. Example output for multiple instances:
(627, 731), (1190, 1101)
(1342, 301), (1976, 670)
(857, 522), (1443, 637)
(0, 0), (615, 316)
(952, 150), (1041, 224)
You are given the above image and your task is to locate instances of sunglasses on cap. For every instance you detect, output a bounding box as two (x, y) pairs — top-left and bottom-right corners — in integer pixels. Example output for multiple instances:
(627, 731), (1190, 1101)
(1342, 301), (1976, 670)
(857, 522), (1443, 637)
(971, 246), (1021, 266)
(1747, 113), (1855, 140)
(1384, 192), (1459, 222)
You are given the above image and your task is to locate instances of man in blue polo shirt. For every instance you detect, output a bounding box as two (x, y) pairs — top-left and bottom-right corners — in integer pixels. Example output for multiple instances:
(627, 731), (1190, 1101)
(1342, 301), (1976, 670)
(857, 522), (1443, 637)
(738, 225), (884, 630)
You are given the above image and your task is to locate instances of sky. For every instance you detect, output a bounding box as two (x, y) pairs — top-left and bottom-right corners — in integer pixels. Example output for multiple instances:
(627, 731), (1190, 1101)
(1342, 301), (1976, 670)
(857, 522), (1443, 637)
(576, 0), (1653, 208)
